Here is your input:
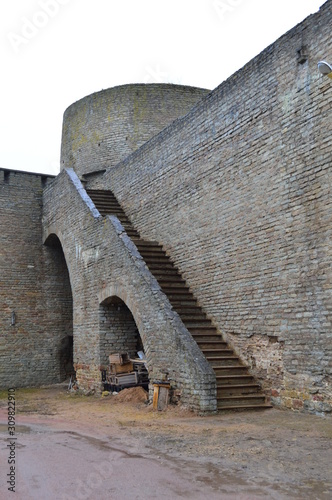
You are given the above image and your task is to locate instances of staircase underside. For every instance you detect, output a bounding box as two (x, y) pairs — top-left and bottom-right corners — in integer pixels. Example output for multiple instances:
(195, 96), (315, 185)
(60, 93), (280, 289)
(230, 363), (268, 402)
(87, 189), (272, 411)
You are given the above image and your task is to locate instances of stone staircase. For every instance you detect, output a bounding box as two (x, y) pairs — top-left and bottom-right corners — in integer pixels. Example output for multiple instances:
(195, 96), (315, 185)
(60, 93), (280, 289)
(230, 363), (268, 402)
(86, 189), (271, 411)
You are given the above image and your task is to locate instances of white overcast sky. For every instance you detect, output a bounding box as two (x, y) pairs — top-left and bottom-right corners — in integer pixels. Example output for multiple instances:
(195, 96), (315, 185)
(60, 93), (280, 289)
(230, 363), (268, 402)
(0, 0), (326, 176)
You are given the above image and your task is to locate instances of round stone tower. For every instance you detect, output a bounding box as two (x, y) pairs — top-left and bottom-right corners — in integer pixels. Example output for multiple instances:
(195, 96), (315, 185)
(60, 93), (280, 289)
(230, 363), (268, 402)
(60, 83), (210, 178)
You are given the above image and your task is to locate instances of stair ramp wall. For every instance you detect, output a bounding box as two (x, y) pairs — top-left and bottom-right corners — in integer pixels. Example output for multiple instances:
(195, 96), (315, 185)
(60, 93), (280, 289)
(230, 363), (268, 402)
(42, 168), (217, 413)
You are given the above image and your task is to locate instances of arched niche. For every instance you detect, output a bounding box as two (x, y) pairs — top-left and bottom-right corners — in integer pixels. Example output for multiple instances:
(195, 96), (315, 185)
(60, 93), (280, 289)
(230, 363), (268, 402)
(44, 233), (74, 380)
(99, 296), (145, 366)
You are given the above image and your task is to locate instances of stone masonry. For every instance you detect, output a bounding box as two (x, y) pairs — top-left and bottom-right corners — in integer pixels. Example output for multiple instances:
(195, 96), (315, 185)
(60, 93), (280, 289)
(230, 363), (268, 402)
(42, 169), (216, 412)
(83, 2), (332, 413)
(0, 169), (72, 386)
(99, 297), (139, 365)
(0, 1), (331, 414)
(61, 84), (210, 178)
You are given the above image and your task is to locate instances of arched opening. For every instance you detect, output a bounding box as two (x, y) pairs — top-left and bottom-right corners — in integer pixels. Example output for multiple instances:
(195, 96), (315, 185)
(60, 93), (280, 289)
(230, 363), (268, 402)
(44, 233), (74, 381)
(99, 296), (148, 391)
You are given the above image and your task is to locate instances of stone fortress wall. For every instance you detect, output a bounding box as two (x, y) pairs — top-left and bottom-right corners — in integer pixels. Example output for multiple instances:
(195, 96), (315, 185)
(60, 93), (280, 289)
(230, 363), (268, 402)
(0, 169), (72, 387)
(86, 1), (332, 413)
(61, 84), (210, 178)
(0, 0), (331, 414)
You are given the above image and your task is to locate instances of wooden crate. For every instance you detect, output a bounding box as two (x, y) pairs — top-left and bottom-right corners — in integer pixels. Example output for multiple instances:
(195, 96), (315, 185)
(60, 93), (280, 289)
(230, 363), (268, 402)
(113, 372), (138, 386)
(109, 352), (130, 365)
(109, 362), (133, 375)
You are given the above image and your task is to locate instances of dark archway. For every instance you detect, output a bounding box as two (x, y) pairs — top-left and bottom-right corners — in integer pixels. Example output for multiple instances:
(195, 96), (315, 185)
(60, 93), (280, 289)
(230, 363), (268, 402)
(99, 296), (144, 366)
(44, 233), (74, 381)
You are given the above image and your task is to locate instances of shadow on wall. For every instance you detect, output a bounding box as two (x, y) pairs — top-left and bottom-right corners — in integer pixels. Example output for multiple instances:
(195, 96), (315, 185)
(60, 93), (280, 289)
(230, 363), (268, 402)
(44, 233), (74, 382)
(99, 296), (144, 367)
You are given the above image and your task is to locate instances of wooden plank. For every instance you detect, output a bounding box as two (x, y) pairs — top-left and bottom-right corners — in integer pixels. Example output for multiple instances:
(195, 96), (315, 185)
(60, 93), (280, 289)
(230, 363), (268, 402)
(153, 383), (170, 411)
(157, 386), (169, 411)
(109, 352), (130, 365)
(110, 362), (133, 374)
(152, 385), (159, 409)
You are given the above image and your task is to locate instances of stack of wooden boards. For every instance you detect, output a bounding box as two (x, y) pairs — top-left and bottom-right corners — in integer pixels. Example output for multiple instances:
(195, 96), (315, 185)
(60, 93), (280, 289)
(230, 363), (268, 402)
(107, 352), (148, 391)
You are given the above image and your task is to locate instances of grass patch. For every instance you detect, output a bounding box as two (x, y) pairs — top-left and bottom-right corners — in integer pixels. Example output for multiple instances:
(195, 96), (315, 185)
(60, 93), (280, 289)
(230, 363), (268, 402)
(0, 390), (8, 400)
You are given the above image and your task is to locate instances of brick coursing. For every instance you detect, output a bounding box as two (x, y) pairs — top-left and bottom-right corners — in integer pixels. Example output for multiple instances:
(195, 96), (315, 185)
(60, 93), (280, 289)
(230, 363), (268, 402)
(42, 169), (217, 412)
(61, 84), (210, 179)
(0, 169), (72, 387)
(99, 298), (139, 366)
(87, 2), (332, 413)
(1, 2), (331, 415)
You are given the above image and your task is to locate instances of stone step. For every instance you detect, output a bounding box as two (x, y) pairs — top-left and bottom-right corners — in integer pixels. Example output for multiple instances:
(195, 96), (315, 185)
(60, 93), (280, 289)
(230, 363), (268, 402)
(161, 282), (191, 295)
(135, 244), (165, 252)
(92, 200), (122, 206)
(93, 202), (123, 209)
(198, 344), (229, 351)
(193, 335), (223, 343)
(183, 320), (214, 329)
(86, 189), (116, 194)
(98, 211), (127, 218)
(178, 313), (208, 321)
(125, 231), (140, 237)
(189, 327), (219, 336)
(217, 384), (261, 396)
(86, 189), (271, 412)
(217, 395), (267, 407)
(136, 252), (169, 264)
(113, 218), (132, 225)
(196, 340), (228, 348)
(162, 294), (193, 302)
(86, 192), (118, 200)
(169, 299), (198, 306)
(161, 287), (191, 295)
(156, 276), (186, 286)
(145, 259), (179, 274)
(201, 349), (234, 356)
(94, 205), (124, 212)
(173, 305), (201, 313)
(213, 365), (249, 375)
(121, 224), (138, 231)
(216, 374), (255, 384)
(168, 299), (197, 307)
(140, 254), (170, 261)
(149, 269), (182, 277)
(206, 354), (238, 360)
(143, 254), (175, 265)
(132, 239), (162, 247)
(208, 358), (242, 368)
(172, 307), (204, 315)
(217, 403), (273, 411)
(87, 198), (120, 205)
(90, 203), (120, 210)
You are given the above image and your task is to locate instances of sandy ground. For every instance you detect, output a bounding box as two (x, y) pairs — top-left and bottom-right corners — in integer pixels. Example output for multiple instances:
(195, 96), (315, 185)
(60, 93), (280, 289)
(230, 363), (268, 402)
(0, 384), (331, 500)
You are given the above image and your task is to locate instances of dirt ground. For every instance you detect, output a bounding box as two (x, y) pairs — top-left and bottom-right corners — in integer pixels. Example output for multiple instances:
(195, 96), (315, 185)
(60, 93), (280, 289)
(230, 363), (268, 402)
(0, 384), (331, 499)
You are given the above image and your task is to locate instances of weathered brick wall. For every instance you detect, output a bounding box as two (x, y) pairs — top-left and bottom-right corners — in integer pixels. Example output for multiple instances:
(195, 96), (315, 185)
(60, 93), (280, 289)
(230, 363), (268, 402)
(2, 3), (331, 415)
(88, 2), (332, 413)
(42, 169), (216, 412)
(0, 169), (73, 388)
(61, 84), (210, 179)
(99, 298), (139, 365)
